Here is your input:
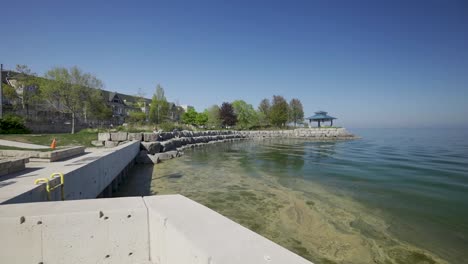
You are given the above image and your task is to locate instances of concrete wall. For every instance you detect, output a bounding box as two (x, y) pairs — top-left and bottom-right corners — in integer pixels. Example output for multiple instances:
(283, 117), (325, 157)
(0, 195), (313, 264)
(0, 197), (149, 264)
(4, 141), (140, 204)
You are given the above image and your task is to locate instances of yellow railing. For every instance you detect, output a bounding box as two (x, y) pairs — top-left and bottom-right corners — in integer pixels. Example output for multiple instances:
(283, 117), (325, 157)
(34, 172), (65, 201)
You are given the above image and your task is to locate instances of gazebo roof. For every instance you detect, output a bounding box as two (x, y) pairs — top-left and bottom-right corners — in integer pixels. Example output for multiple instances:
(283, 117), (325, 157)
(306, 111), (336, 121)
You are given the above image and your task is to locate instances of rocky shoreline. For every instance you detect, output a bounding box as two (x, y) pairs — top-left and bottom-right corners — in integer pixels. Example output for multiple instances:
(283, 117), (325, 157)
(93, 128), (356, 164)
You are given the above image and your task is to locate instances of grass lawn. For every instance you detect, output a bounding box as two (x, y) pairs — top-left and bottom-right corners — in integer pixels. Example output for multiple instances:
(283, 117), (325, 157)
(0, 131), (98, 148)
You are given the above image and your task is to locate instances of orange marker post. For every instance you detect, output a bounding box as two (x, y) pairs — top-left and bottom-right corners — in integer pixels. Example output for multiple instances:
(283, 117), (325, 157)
(50, 138), (57, 149)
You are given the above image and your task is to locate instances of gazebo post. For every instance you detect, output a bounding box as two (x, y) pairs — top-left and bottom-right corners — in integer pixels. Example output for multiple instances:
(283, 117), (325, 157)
(331, 120), (333, 127)
(318, 120), (321, 128)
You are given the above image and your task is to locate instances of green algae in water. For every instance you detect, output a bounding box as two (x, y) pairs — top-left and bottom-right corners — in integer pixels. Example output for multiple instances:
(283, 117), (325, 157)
(117, 138), (465, 264)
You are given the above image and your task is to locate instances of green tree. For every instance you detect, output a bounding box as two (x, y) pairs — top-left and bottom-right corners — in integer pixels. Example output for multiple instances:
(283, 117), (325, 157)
(220, 102), (237, 127)
(205, 105), (221, 128)
(13, 65), (40, 116)
(1, 84), (19, 108)
(269, 95), (289, 127)
(181, 107), (198, 126)
(195, 111), (208, 127)
(232, 100), (258, 129)
(257, 98), (271, 127)
(149, 84), (169, 124)
(289, 98), (304, 127)
(42, 66), (104, 134)
(128, 111), (147, 123)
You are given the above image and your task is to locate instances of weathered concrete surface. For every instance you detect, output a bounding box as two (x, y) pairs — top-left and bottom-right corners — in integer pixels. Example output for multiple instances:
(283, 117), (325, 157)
(105, 140), (119, 148)
(0, 197), (149, 264)
(98, 132), (111, 141)
(0, 195), (313, 264)
(0, 141), (140, 204)
(110, 132), (128, 141)
(143, 133), (159, 142)
(0, 139), (49, 149)
(91, 140), (104, 147)
(128, 132), (143, 141)
(0, 158), (29, 177)
(146, 195), (312, 264)
(0, 146), (85, 162)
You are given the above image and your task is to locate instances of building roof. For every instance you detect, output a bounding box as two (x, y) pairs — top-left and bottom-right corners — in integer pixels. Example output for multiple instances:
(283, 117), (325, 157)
(306, 111), (336, 121)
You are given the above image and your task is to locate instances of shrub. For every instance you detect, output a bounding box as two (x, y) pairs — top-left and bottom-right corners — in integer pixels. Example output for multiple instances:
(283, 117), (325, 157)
(0, 115), (31, 134)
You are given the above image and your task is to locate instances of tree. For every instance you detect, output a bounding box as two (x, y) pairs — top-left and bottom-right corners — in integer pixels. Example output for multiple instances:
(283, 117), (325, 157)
(289, 98), (304, 127)
(269, 95), (289, 127)
(181, 107), (198, 126)
(149, 84), (169, 124)
(41, 66), (104, 134)
(128, 111), (147, 123)
(205, 105), (221, 128)
(13, 65), (39, 116)
(219, 102), (237, 127)
(232, 100), (258, 129)
(195, 112), (208, 127)
(258, 98), (271, 127)
(16, 64), (36, 76)
(1, 83), (20, 108)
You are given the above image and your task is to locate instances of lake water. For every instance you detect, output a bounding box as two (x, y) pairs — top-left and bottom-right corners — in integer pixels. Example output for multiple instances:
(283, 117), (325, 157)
(116, 128), (468, 264)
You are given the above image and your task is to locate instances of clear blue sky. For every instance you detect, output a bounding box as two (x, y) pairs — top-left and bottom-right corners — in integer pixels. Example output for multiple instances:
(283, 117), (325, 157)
(1, 0), (467, 128)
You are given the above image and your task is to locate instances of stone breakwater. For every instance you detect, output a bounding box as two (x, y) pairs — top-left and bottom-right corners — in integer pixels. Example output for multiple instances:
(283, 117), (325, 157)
(94, 128), (356, 164)
(239, 127), (356, 139)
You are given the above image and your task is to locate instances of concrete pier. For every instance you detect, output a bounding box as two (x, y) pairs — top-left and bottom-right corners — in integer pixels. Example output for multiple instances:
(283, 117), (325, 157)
(0, 141), (140, 204)
(0, 194), (313, 264)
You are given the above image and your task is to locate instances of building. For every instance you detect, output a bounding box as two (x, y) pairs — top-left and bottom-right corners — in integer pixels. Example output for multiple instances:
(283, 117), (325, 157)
(306, 111), (337, 128)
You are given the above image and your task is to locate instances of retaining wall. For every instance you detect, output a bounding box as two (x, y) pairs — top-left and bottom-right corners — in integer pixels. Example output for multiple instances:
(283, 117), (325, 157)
(240, 128), (355, 139)
(0, 195), (313, 264)
(3, 141), (140, 204)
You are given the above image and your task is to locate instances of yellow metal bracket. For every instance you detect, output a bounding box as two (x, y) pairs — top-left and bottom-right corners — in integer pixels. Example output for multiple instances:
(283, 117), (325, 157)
(49, 172), (65, 201)
(34, 172), (65, 201)
(34, 178), (51, 201)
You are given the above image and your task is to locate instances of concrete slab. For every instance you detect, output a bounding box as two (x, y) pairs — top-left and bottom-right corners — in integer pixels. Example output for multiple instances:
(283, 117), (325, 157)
(144, 195), (312, 264)
(0, 139), (49, 149)
(0, 197), (150, 264)
(0, 141), (140, 204)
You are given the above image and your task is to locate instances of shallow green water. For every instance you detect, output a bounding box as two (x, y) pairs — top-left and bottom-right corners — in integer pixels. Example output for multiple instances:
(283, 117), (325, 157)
(116, 128), (468, 264)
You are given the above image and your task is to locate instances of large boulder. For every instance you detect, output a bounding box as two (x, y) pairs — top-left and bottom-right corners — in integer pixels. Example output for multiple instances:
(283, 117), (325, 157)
(161, 140), (176, 152)
(135, 151), (160, 164)
(128, 132), (143, 141)
(91, 140), (104, 147)
(140, 142), (162, 154)
(104, 141), (119, 148)
(143, 133), (159, 142)
(154, 150), (178, 161)
(98, 133), (111, 141)
(110, 132), (128, 141)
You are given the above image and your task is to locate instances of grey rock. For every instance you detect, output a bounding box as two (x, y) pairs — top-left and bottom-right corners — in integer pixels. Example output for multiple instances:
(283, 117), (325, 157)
(104, 141), (119, 148)
(110, 132), (128, 141)
(91, 140), (104, 147)
(140, 142), (162, 154)
(154, 151), (176, 161)
(161, 140), (176, 152)
(128, 132), (143, 141)
(135, 151), (160, 164)
(143, 133), (159, 142)
(98, 133), (111, 141)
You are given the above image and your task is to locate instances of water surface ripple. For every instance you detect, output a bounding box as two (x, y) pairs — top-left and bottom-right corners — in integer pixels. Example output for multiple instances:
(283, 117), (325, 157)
(117, 128), (468, 264)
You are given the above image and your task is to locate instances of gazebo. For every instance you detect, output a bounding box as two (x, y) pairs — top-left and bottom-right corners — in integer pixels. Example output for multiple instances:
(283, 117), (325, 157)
(306, 111), (336, 128)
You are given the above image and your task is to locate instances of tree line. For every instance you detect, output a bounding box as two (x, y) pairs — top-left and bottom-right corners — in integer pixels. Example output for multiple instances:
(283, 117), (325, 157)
(2, 64), (305, 133)
(180, 96), (304, 129)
